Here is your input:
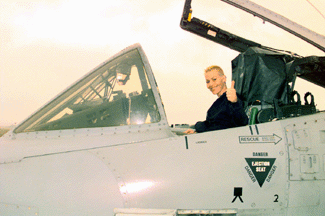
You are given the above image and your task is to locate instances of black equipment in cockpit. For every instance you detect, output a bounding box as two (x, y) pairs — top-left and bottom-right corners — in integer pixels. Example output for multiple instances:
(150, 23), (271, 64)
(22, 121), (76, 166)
(232, 47), (318, 124)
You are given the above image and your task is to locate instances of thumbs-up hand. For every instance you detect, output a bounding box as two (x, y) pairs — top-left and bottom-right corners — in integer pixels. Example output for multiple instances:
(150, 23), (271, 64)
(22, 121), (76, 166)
(226, 80), (238, 103)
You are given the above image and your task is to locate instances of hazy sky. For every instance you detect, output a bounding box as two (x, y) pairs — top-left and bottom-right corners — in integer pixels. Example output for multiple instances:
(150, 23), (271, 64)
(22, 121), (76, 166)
(1, 0), (325, 126)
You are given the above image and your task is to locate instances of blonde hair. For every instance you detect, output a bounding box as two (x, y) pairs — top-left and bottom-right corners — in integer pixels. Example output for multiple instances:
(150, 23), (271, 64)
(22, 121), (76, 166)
(205, 65), (224, 76)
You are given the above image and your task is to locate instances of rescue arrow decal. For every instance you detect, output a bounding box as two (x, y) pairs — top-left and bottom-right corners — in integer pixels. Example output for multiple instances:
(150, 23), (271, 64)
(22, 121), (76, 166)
(245, 158), (276, 187)
(239, 134), (282, 145)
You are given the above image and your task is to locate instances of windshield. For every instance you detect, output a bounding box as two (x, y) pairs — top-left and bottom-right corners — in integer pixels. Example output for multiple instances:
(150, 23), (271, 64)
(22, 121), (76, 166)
(14, 49), (160, 133)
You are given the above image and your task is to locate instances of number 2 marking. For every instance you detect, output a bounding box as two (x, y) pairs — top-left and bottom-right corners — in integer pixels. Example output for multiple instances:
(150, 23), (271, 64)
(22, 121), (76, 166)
(274, 194), (279, 202)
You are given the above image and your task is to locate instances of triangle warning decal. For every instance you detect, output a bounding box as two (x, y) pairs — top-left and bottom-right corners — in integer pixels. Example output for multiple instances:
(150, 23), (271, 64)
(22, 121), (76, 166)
(245, 158), (276, 187)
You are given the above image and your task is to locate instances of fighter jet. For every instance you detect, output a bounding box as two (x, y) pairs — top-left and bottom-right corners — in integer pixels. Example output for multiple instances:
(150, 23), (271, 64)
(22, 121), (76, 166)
(1, 0), (325, 215)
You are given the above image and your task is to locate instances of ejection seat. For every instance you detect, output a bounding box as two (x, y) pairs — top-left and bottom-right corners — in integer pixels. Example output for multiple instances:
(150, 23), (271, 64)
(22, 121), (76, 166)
(232, 47), (316, 125)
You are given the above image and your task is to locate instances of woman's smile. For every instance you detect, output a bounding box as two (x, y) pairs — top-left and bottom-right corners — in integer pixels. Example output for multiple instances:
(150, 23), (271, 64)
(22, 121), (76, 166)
(205, 69), (227, 96)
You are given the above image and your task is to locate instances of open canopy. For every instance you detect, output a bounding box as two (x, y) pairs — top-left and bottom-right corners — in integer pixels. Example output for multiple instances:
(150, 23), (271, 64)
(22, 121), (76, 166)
(180, 0), (325, 89)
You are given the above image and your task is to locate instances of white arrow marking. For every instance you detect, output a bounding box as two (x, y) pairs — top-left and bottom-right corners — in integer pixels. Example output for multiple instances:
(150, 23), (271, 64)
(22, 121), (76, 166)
(239, 134), (282, 145)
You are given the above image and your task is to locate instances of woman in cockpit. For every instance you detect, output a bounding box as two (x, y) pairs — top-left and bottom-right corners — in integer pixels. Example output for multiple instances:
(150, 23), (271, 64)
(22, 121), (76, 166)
(185, 65), (248, 134)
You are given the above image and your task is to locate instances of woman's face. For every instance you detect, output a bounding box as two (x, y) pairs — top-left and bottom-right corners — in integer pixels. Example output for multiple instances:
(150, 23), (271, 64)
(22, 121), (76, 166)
(205, 69), (227, 96)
